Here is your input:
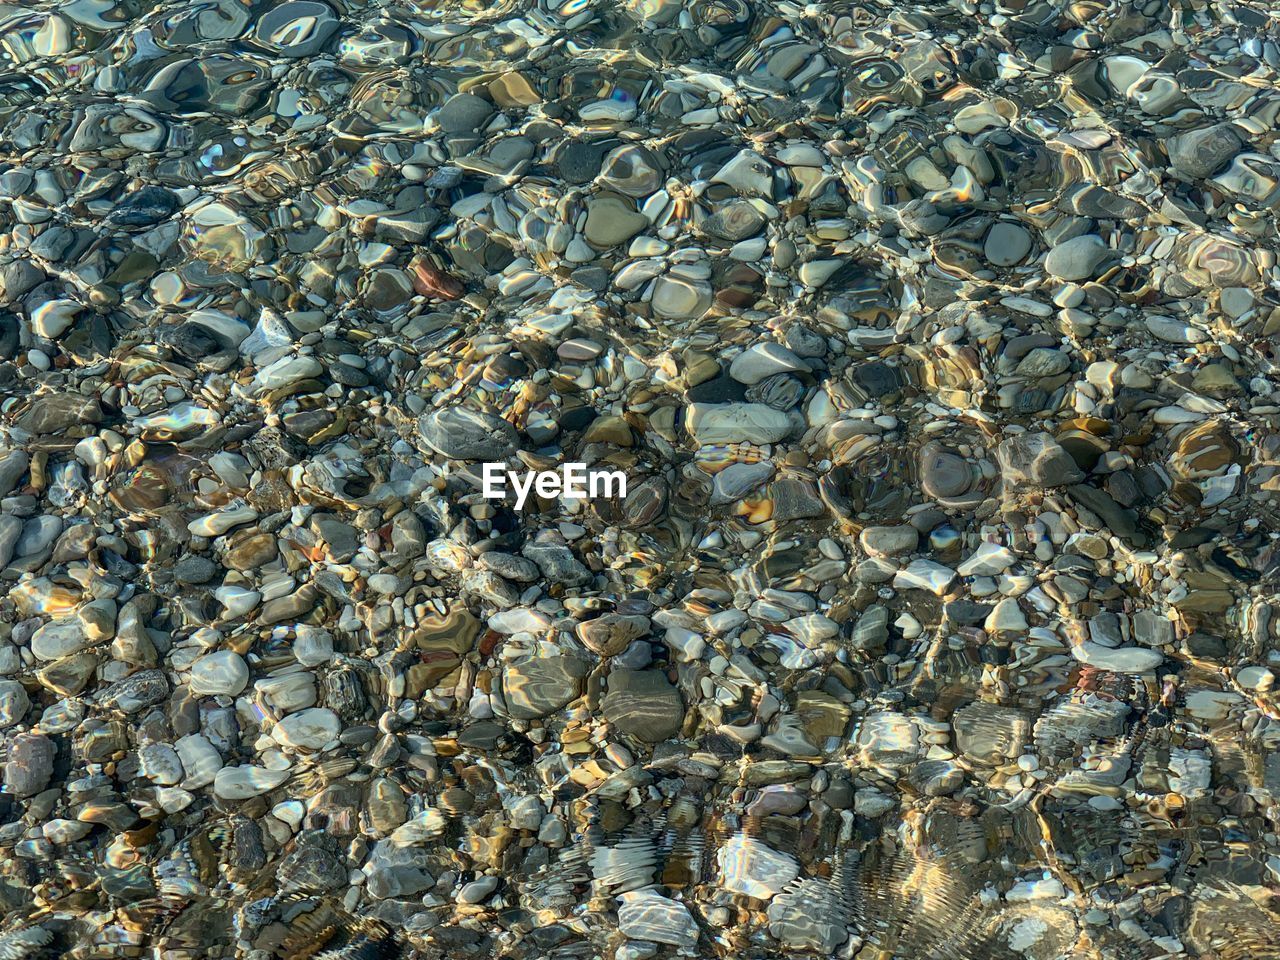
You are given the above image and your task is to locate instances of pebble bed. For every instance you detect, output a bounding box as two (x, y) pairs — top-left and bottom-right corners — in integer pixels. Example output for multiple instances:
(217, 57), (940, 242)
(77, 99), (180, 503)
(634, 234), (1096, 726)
(1, 0), (1280, 957)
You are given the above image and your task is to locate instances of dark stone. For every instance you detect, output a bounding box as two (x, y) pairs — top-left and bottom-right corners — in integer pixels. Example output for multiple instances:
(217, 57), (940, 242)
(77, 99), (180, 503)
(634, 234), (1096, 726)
(435, 94), (495, 134)
(1067, 484), (1145, 546)
(686, 373), (747, 403)
(945, 600), (992, 625)
(854, 361), (901, 396)
(107, 186), (180, 227)
(173, 554), (217, 585)
(16, 394), (104, 434)
(557, 139), (611, 183)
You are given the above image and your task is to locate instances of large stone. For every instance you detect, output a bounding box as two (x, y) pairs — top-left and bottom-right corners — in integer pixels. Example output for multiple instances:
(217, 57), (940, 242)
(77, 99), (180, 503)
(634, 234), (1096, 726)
(602, 669), (684, 743)
(584, 196), (648, 246)
(716, 834), (798, 899)
(419, 407), (517, 460)
(189, 650), (250, 697)
(686, 403), (791, 444)
(502, 656), (588, 719)
(3, 732), (54, 797)
(1166, 123), (1242, 179)
(1044, 235), (1111, 281)
(997, 432), (1084, 489)
(984, 221), (1032, 266)
(273, 707), (342, 750)
(952, 702), (1029, 764)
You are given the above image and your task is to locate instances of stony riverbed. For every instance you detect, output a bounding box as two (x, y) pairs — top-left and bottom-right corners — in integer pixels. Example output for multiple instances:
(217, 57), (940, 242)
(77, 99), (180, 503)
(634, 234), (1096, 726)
(1, 0), (1279, 957)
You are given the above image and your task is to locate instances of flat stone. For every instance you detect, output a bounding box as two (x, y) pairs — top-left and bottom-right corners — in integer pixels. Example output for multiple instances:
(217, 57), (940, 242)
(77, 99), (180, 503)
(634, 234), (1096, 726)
(1072, 642), (1164, 673)
(213, 765), (289, 800)
(703, 200), (766, 241)
(711, 149), (774, 197)
(618, 891), (699, 947)
(894, 559), (956, 595)
(419, 407), (518, 460)
(602, 669), (684, 743)
(956, 541), (1016, 576)
(30, 618), (89, 661)
(273, 707), (342, 750)
(686, 403), (791, 444)
(729, 343), (807, 384)
(584, 196), (649, 247)
(997, 432), (1085, 488)
(1166, 123), (1242, 179)
(503, 656), (588, 719)
(436, 93), (494, 133)
(717, 834), (798, 899)
(651, 274), (712, 320)
(859, 525), (918, 557)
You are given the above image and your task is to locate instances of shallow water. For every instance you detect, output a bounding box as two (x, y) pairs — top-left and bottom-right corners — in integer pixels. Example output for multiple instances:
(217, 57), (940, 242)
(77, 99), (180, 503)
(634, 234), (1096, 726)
(1, 0), (1279, 956)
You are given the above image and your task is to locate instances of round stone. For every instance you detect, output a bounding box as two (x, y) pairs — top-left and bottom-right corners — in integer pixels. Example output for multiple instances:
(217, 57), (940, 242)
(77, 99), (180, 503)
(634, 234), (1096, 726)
(273, 707), (342, 750)
(919, 445), (971, 499)
(189, 650), (250, 696)
(984, 222), (1032, 266)
(1044, 235), (1111, 281)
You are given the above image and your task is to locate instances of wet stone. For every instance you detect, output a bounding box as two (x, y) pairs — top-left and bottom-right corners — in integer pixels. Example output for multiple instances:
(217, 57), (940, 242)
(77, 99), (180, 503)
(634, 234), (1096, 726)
(502, 657), (587, 720)
(419, 407), (517, 460)
(602, 669), (684, 743)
